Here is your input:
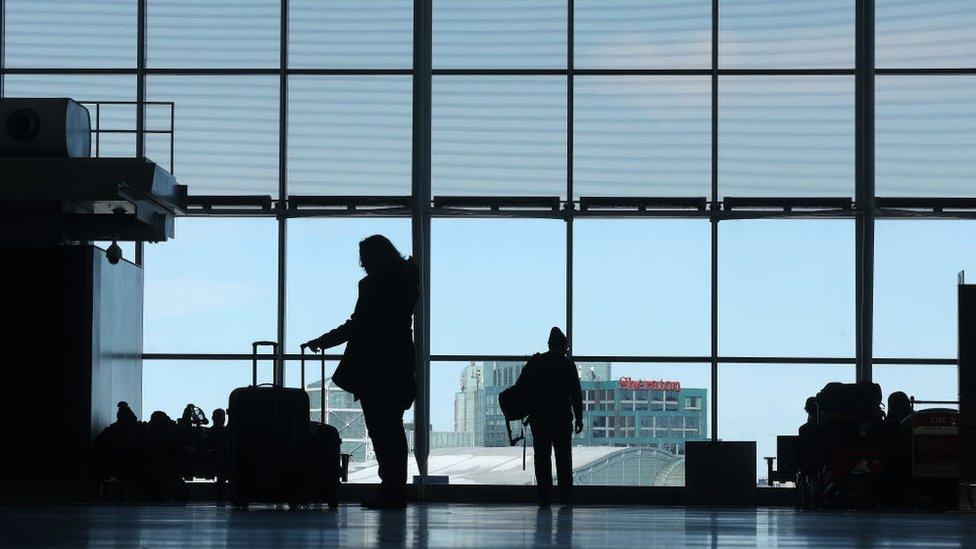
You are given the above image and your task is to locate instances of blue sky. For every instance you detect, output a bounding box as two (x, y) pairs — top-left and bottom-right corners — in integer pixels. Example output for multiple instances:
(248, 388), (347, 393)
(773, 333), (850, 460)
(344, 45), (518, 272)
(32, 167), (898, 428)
(4, 0), (974, 477)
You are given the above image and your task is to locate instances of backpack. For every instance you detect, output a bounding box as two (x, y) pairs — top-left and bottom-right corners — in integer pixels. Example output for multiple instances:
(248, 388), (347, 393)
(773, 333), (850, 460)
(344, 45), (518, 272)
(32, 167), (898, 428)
(817, 381), (882, 419)
(498, 383), (531, 425)
(498, 369), (534, 470)
(498, 383), (530, 447)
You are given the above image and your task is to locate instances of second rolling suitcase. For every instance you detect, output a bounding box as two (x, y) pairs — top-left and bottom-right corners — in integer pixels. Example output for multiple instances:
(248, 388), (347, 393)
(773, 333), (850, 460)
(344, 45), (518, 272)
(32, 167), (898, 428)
(301, 344), (348, 509)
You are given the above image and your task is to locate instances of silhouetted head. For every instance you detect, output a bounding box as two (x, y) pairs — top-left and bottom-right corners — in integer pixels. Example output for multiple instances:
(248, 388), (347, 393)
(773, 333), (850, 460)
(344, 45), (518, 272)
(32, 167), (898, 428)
(548, 327), (568, 354)
(116, 401), (137, 424)
(804, 396), (818, 416)
(887, 391), (911, 423)
(212, 408), (226, 428)
(181, 404), (195, 422)
(149, 411), (173, 427)
(359, 234), (406, 276)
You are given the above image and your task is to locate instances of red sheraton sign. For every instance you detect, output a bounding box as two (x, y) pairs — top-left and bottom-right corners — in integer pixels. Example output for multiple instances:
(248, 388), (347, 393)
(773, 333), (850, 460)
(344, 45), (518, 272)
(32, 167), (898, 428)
(618, 377), (681, 392)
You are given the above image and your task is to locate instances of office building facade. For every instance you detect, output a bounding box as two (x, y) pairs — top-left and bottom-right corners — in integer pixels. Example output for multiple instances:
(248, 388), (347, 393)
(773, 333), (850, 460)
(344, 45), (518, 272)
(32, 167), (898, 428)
(454, 361), (708, 454)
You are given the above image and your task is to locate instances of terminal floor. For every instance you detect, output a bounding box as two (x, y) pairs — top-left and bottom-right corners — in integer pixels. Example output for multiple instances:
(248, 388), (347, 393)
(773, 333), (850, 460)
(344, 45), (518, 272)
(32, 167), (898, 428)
(1, 503), (975, 547)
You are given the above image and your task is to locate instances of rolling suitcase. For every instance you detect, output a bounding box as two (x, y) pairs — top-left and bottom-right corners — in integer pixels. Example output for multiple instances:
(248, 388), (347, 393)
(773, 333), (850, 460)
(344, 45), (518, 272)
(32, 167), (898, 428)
(228, 341), (310, 509)
(301, 344), (348, 509)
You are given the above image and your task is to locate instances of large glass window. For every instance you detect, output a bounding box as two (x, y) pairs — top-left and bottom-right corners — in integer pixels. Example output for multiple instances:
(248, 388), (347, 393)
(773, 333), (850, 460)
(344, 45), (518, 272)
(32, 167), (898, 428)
(147, 0), (280, 68)
(432, 361), (709, 485)
(873, 364), (959, 410)
(288, 76), (412, 196)
(573, 77), (711, 198)
(720, 220), (855, 357)
(433, 1), (567, 69)
(431, 219), (565, 355)
(874, 220), (976, 359)
(146, 76), (280, 195)
(876, 0), (976, 69)
(6, 0), (971, 493)
(573, 220), (710, 356)
(287, 218), (412, 350)
(144, 218), (278, 353)
(719, 363), (854, 479)
(289, 0), (413, 69)
(719, 76), (855, 198)
(428, 361), (532, 485)
(574, 0), (711, 69)
(432, 77), (567, 198)
(4, 0), (136, 68)
(719, 0), (854, 69)
(143, 361), (252, 423)
(876, 76), (976, 197)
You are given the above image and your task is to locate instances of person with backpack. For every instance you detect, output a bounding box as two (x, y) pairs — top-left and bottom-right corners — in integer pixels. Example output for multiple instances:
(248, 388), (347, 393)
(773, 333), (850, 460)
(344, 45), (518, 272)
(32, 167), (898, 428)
(515, 327), (583, 507)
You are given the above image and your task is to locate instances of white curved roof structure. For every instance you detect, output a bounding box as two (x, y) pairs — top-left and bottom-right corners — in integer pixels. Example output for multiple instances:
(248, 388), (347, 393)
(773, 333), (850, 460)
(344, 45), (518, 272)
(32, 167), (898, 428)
(346, 446), (684, 486)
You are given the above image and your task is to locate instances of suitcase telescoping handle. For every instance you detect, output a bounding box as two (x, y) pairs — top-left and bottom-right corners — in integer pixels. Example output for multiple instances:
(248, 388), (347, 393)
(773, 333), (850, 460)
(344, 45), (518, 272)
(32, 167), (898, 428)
(300, 343), (327, 425)
(251, 340), (279, 386)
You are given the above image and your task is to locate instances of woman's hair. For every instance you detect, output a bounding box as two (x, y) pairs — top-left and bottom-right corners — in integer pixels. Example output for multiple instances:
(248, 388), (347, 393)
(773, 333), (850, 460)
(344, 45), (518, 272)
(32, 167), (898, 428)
(359, 234), (407, 274)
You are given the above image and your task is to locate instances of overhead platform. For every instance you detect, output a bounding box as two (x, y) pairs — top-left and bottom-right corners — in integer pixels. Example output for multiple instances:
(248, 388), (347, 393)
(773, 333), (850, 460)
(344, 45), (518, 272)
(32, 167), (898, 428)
(0, 157), (187, 245)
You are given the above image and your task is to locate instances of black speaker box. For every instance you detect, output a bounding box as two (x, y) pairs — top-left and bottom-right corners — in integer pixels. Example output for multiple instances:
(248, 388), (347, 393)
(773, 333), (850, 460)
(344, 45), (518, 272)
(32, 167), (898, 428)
(0, 97), (91, 158)
(686, 441), (757, 505)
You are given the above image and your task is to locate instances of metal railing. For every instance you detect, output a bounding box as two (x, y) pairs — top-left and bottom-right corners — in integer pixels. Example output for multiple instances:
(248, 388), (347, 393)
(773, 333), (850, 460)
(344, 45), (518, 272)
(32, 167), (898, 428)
(79, 100), (175, 174)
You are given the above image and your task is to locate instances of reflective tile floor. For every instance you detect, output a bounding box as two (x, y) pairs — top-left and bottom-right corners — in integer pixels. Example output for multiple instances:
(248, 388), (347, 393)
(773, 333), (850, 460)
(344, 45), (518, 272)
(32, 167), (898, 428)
(1, 503), (975, 548)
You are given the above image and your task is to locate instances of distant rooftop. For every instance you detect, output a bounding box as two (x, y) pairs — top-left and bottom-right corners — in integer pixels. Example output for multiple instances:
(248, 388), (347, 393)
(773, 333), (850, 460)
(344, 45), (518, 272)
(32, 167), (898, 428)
(305, 378), (329, 390)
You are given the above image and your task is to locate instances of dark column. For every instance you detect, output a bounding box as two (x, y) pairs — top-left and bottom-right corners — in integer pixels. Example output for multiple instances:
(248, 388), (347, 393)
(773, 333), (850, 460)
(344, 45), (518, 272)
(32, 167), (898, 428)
(412, 0), (433, 495)
(958, 284), (976, 484)
(854, 0), (876, 382)
(710, 0), (719, 440)
(275, 0), (289, 386)
(0, 246), (143, 499)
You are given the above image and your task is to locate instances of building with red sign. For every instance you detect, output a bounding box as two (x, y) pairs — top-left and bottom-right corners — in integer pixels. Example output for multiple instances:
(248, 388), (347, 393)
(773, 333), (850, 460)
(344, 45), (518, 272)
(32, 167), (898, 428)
(454, 361), (708, 483)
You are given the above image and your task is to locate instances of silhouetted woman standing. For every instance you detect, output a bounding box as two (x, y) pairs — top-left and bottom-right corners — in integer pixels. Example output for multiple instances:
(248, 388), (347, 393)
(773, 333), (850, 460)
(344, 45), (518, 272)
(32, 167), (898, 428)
(305, 235), (419, 509)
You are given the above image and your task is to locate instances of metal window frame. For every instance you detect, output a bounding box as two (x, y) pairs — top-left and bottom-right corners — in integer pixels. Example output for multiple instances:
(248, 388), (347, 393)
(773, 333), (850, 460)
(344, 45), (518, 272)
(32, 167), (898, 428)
(854, 0), (876, 384)
(710, 0), (720, 443)
(1, 0), (6, 96)
(411, 0), (433, 494)
(6, 0), (976, 495)
(275, 0), (289, 386)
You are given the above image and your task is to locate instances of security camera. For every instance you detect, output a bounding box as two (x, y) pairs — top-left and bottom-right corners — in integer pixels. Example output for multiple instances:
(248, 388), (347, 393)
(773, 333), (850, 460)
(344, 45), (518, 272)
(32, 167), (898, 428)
(107, 241), (123, 265)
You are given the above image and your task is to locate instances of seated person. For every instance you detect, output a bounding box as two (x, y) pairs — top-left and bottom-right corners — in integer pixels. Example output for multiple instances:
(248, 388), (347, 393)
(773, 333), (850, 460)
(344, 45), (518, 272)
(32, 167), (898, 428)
(797, 397), (825, 477)
(148, 411), (182, 473)
(92, 402), (152, 495)
(885, 391), (912, 429)
(208, 409), (230, 502)
(882, 391), (913, 499)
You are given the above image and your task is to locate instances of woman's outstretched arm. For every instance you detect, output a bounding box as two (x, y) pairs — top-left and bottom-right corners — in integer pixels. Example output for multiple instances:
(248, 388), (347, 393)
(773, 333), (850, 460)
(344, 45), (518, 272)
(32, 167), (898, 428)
(305, 278), (380, 351)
